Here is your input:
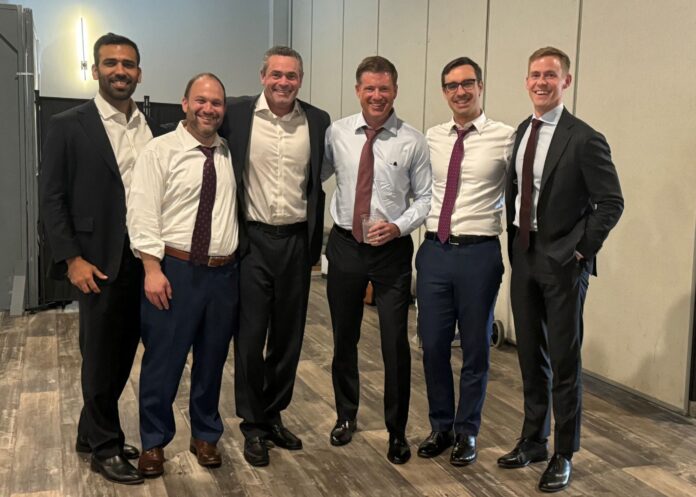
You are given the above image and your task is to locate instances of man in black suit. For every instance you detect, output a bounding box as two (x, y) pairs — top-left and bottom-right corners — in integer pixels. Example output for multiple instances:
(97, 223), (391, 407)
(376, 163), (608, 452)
(497, 47), (623, 492)
(39, 33), (161, 485)
(218, 46), (330, 467)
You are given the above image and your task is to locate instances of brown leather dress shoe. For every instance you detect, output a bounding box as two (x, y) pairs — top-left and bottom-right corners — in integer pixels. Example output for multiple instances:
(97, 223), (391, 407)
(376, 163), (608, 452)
(138, 447), (165, 477)
(190, 438), (222, 468)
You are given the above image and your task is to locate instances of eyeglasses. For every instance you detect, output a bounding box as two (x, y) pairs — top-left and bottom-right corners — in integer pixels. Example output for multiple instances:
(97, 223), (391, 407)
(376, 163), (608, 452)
(442, 79), (478, 92)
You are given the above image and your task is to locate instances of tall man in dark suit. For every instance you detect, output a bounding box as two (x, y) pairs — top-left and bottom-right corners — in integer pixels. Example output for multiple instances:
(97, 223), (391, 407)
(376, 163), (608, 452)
(497, 47), (623, 492)
(39, 33), (161, 485)
(218, 46), (330, 467)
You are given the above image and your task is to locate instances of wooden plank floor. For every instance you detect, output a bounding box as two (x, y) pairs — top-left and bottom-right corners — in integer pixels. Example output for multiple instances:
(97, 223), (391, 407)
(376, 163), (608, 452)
(1, 277), (695, 497)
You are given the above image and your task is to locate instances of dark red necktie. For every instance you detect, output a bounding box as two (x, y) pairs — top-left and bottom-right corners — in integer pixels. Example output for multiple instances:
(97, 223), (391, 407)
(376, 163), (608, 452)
(352, 127), (382, 243)
(437, 126), (474, 243)
(190, 145), (217, 264)
(516, 119), (543, 251)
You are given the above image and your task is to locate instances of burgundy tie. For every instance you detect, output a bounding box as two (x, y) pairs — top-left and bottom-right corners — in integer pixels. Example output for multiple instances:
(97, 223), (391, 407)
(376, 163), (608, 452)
(352, 127), (382, 243)
(516, 119), (543, 251)
(190, 145), (217, 264)
(437, 126), (474, 244)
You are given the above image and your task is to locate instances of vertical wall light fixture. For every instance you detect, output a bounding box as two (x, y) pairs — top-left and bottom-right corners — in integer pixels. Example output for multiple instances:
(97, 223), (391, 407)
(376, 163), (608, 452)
(78, 17), (88, 80)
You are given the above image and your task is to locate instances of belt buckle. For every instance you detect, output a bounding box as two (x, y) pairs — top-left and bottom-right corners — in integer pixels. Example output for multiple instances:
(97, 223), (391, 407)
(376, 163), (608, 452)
(448, 236), (459, 246)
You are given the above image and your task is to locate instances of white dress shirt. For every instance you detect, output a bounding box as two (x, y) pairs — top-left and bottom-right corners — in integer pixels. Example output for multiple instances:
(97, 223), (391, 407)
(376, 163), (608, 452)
(94, 92), (153, 199)
(426, 112), (514, 236)
(246, 92), (310, 225)
(322, 111), (432, 236)
(513, 103), (564, 229)
(127, 122), (238, 260)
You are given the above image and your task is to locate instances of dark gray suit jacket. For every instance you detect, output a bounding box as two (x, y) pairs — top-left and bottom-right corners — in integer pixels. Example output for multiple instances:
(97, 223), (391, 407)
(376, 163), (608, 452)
(39, 100), (163, 281)
(505, 108), (624, 273)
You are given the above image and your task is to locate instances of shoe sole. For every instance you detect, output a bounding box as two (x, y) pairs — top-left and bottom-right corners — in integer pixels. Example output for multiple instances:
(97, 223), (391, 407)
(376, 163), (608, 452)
(450, 456), (477, 467)
(497, 455), (548, 469)
(90, 460), (144, 485)
(538, 479), (571, 493)
(243, 454), (270, 467)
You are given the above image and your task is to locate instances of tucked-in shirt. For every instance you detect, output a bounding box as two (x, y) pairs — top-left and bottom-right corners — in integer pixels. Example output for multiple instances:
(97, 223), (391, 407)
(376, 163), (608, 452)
(127, 121), (238, 260)
(426, 112), (514, 236)
(321, 111), (431, 236)
(246, 92), (310, 225)
(94, 92), (153, 199)
(513, 103), (563, 229)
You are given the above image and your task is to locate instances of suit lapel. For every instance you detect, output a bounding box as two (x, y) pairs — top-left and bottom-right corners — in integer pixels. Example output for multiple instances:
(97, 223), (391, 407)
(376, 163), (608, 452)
(300, 100), (320, 194)
(77, 100), (120, 179)
(540, 108), (574, 193)
(234, 96), (257, 184)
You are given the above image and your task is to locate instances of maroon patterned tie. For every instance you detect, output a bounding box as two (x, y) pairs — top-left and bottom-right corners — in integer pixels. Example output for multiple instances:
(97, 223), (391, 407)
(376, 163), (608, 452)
(352, 127), (382, 243)
(190, 145), (217, 265)
(437, 126), (475, 243)
(516, 118), (543, 251)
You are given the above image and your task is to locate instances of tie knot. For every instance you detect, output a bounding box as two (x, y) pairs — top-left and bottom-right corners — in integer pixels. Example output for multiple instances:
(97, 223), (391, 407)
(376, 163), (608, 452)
(455, 125), (475, 140)
(364, 127), (382, 142)
(531, 119), (543, 130)
(198, 145), (215, 158)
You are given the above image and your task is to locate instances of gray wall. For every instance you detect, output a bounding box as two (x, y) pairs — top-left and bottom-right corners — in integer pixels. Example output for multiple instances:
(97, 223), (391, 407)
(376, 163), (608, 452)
(6, 0), (285, 102)
(292, 0), (696, 412)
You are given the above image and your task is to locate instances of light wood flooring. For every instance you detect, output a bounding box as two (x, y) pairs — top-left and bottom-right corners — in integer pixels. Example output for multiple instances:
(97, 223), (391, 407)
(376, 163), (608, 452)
(1, 277), (695, 497)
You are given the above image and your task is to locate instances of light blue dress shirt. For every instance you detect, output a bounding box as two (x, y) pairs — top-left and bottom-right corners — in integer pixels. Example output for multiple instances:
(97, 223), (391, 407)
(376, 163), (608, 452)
(321, 111), (432, 236)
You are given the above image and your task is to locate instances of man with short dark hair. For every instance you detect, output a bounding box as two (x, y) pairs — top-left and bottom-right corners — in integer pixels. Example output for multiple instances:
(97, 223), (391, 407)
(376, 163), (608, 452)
(497, 47), (623, 492)
(218, 46), (330, 467)
(416, 56), (514, 466)
(39, 32), (160, 484)
(322, 55), (431, 465)
(128, 73), (241, 478)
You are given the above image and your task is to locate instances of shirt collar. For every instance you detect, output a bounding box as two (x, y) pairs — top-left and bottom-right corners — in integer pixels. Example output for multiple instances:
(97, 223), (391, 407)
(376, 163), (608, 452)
(94, 92), (140, 123)
(448, 111), (486, 135)
(255, 91), (302, 120)
(355, 110), (398, 136)
(176, 121), (224, 152)
(534, 103), (564, 126)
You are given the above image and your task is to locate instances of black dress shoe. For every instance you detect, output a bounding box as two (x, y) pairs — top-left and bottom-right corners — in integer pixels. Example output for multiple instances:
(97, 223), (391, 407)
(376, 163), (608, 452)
(497, 437), (548, 468)
(539, 454), (572, 492)
(450, 434), (476, 466)
(387, 434), (411, 465)
(330, 419), (357, 446)
(90, 454), (143, 485)
(268, 424), (303, 450)
(244, 437), (270, 467)
(76, 435), (140, 460)
(417, 431), (454, 458)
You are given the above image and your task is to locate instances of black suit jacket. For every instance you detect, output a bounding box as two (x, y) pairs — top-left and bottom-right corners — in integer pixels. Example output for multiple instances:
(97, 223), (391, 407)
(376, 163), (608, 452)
(505, 108), (623, 272)
(219, 95), (331, 264)
(39, 100), (163, 281)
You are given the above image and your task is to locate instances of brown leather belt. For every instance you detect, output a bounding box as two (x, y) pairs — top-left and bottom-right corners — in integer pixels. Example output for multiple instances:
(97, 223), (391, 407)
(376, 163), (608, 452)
(164, 246), (236, 267)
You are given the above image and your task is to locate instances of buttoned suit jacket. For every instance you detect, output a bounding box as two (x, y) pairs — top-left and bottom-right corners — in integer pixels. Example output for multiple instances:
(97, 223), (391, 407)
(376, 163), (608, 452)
(219, 95), (331, 264)
(39, 99), (164, 281)
(505, 108), (623, 273)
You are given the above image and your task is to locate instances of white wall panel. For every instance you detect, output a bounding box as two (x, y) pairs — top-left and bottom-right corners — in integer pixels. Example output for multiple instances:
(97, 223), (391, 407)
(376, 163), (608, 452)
(341, 0), (379, 118)
(485, 0), (579, 125)
(291, 0), (313, 99)
(423, 0), (488, 131)
(309, 0), (343, 119)
(577, 0), (696, 411)
(377, 0), (428, 130)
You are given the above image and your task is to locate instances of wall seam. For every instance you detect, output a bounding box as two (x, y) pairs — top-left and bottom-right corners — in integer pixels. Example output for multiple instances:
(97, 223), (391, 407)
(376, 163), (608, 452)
(483, 0), (491, 111)
(420, 0), (430, 132)
(340, 0), (345, 117)
(573, 0), (583, 114)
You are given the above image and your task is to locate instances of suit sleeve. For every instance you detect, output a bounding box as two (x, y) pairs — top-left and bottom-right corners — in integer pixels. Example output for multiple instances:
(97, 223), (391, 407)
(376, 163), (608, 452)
(575, 131), (624, 259)
(38, 116), (81, 264)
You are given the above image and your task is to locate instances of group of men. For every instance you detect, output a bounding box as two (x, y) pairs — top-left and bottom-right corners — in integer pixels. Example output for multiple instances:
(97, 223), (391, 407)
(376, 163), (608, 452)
(38, 31), (623, 494)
